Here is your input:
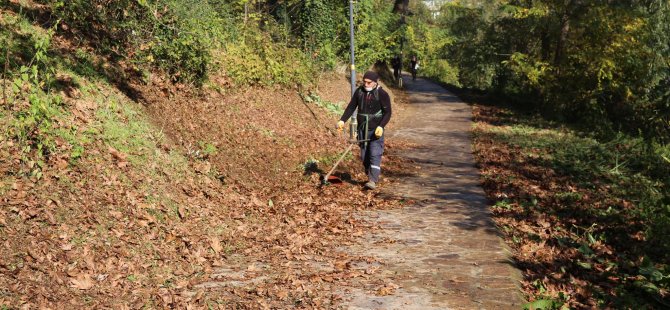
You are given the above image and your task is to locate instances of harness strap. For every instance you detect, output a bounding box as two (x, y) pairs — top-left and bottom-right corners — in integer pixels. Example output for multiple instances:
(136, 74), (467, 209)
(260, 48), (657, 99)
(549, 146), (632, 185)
(356, 87), (383, 149)
(358, 110), (383, 118)
(357, 87), (380, 110)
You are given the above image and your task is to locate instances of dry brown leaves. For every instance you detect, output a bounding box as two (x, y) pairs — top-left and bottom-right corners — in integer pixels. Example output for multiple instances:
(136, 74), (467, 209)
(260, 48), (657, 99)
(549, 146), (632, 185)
(0, 70), (408, 308)
(471, 103), (659, 308)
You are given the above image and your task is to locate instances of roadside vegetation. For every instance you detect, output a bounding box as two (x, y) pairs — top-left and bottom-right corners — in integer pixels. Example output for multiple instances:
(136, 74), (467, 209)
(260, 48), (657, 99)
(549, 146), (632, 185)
(427, 1), (670, 308)
(468, 95), (669, 308)
(0, 0), (409, 308)
(1, 0), (668, 308)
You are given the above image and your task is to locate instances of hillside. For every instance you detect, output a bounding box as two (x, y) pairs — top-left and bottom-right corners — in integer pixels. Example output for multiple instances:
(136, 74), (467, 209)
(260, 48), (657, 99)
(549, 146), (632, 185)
(0, 3), (411, 308)
(4, 0), (669, 308)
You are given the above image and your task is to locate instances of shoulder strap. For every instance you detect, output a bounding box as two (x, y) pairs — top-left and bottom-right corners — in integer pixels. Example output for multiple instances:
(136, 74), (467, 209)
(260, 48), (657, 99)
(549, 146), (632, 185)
(357, 86), (380, 110)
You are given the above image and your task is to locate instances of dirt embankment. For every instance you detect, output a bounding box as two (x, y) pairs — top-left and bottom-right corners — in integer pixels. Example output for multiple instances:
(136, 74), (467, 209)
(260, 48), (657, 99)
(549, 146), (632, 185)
(1, 19), (411, 306)
(138, 79), (342, 195)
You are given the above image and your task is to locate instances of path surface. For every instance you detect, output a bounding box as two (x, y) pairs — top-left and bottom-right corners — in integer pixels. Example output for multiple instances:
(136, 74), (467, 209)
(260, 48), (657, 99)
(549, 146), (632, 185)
(341, 75), (525, 309)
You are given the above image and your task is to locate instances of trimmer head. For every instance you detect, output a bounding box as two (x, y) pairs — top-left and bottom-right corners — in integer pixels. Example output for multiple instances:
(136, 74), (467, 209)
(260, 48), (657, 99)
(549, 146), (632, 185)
(326, 175), (343, 184)
(321, 174), (344, 186)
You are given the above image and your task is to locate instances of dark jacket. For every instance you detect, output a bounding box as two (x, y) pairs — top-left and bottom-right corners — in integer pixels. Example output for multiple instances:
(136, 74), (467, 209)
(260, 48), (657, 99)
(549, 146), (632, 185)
(340, 86), (392, 131)
(391, 56), (401, 70)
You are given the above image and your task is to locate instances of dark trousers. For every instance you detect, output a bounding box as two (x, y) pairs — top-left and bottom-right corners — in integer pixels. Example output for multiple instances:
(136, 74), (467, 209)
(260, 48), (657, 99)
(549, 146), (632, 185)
(358, 130), (384, 183)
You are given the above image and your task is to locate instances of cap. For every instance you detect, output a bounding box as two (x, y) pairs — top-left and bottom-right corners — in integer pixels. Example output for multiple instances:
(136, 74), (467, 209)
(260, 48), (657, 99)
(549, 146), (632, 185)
(362, 71), (379, 83)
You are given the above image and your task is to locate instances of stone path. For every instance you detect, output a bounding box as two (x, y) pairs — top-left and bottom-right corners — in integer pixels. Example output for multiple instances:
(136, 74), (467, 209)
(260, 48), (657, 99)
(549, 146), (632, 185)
(341, 75), (525, 309)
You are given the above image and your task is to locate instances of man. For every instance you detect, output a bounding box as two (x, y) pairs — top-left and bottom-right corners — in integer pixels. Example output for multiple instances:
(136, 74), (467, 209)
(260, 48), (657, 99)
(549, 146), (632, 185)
(391, 55), (402, 83)
(410, 55), (418, 80)
(337, 71), (392, 190)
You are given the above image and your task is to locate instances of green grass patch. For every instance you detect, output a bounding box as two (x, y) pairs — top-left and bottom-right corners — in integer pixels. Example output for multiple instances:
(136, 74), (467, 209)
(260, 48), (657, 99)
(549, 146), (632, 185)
(94, 94), (159, 166)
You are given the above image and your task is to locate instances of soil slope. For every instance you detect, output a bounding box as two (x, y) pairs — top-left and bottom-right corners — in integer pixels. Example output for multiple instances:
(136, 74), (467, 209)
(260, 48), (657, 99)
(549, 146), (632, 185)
(0, 11), (411, 306)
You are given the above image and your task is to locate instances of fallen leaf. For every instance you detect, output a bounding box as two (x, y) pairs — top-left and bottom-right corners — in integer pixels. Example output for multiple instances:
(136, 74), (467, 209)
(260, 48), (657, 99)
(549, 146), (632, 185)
(247, 263), (259, 272)
(178, 206), (187, 219)
(210, 237), (223, 254)
(108, 147), (127, 161)
(70, 274), (94, 290)
(375, 282), (400, 296)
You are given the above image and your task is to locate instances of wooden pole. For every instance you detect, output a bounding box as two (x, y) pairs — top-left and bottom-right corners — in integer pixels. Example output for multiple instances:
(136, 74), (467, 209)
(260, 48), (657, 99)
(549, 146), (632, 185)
(323, 142), (355, 184)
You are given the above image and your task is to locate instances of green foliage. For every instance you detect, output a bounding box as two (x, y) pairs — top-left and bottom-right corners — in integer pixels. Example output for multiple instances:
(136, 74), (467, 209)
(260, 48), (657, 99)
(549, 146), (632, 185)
(47, 0), (358, 87)
(41, 0), (406, 88)
(523, 298), (565, 310)
(50, 0), (227, 85)
(220, 33), (316, 87)
(95, 97), (157, 166)
(439, 1), (670, 142)
(498, 53), (549, 103)
(439, 4), (498, 89)
(401, 2), (460, 87)
(1, 11), (94, 177)
(198, 141), (218, 157)
(423, 59), (460, 87)
(523, 279), (568, 309)
(352, 0), (398, 70)
(298, 0), (345, 70)
(5, 23), (62, 175)
(302, 92), (343, 115)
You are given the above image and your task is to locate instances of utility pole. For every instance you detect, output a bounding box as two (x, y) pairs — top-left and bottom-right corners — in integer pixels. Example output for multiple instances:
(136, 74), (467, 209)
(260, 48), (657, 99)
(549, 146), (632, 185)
(348, 0), (357, 140)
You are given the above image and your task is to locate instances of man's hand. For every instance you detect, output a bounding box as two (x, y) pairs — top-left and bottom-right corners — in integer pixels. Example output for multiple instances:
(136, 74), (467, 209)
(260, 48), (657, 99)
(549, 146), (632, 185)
(337, 120), (345, 132)
(375, 126), (383, 138)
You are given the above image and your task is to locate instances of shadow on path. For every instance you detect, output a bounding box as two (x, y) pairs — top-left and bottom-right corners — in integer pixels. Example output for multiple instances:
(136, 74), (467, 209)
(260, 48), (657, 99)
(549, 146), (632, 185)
(341, 75), (525, 309)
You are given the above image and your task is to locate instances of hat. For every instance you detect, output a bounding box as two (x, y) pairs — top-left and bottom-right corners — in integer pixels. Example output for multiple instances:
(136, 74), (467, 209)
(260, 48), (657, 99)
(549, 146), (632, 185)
(362, 71), (379, 83)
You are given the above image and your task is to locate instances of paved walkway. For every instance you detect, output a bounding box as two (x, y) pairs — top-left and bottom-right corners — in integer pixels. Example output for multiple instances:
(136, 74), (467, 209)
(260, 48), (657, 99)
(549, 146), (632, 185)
(342, 75), (525, 309)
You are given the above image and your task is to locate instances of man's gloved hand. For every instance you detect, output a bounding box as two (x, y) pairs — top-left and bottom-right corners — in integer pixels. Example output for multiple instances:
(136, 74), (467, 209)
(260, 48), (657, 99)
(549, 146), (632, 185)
(375, 126), (383, 138)
(337, 120), (345, 132)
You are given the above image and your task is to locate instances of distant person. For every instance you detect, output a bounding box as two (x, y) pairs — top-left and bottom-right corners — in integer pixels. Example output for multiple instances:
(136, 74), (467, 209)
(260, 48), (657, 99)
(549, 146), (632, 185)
(391, 55), (402, 83)
(410, 55), (419, 81)
(336, 71), (392, 190)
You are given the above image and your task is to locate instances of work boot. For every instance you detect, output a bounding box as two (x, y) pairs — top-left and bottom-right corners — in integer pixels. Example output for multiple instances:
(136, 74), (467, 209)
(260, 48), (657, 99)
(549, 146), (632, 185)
(364, 181), (376, 190)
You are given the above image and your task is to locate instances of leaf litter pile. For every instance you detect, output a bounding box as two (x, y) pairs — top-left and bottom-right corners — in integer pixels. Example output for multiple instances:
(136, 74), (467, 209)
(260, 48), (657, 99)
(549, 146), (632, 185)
(471, 103), (669, 308)
(0, 45), (412, 308)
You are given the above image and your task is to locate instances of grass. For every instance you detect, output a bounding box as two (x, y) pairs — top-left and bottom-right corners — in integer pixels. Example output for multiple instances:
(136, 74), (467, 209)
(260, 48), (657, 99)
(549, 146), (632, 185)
(95, 96), (154, 165)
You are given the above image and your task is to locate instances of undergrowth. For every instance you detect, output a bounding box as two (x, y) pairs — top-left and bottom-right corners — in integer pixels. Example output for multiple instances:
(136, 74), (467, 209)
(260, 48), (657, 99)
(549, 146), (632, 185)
(302, 92), (344, 115)
(472, 103), (670, 309)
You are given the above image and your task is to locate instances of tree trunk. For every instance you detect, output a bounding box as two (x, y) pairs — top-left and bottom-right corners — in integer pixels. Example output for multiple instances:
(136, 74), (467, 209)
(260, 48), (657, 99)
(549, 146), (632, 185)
(540, 28), (552, 62)
(554, 10), (570, 66)
(554, 0), (583, 67)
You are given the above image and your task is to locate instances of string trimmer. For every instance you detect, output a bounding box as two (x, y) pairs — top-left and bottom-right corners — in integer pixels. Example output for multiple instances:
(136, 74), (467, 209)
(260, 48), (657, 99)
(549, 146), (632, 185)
(321, 138), (371, 185)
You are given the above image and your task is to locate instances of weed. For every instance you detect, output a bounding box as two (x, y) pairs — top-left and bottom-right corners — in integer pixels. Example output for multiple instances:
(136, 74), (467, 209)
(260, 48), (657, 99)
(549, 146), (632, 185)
(318, 151), (352, 168)
(146, 208), (166, 223)
(302, 158), (319, 173)
(70, 234), (87, 247)
(95, 96), (156, 166)
(493, 199), (513, 210)
(302, 92), (343, 115)
(258, 128), (275, 139)
(199, 141), (218, 157)
(554, 192), (582, 204)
